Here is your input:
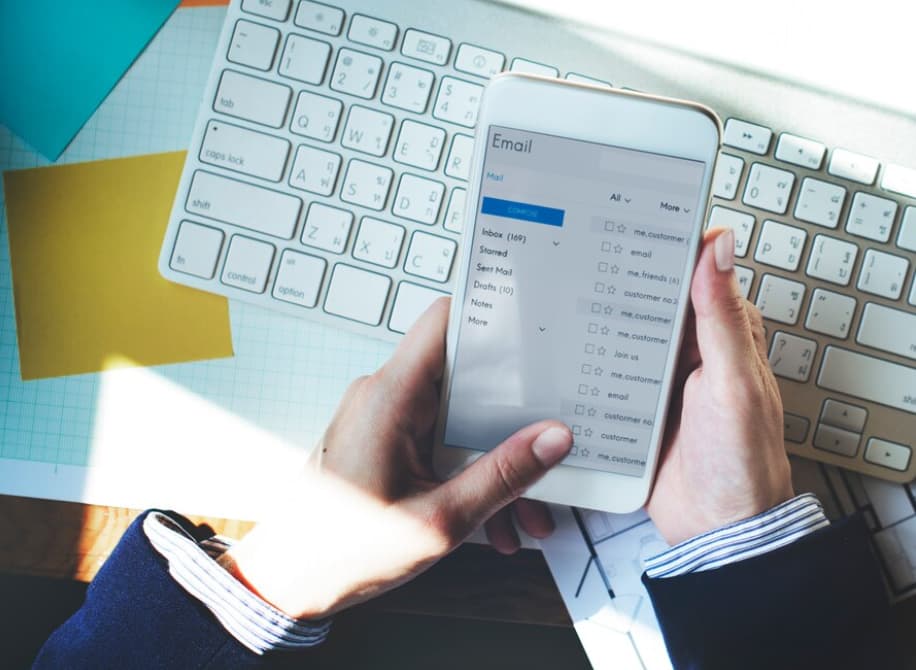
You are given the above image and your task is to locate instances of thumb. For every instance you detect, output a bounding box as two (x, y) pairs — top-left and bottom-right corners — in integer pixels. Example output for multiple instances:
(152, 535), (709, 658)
(430, 421), (572, 541)
(690, 228), (757, 380)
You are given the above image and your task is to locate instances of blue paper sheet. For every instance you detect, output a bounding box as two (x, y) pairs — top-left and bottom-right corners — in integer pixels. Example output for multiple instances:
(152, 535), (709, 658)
(0, 0), (179, 160)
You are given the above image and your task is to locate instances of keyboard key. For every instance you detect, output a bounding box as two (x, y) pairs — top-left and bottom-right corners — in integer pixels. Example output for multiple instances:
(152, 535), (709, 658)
(213, 70), (291, 128)
(433, 77), (483, 127)
(846, 191), (898, 242)
(186, 170), (300, 239)
(200, 120), (290, 182)
(817, 346), (916, 414)
(711, 153), (744, 200)
(353, 217), (404, 267)
(241, 0), (291, 22)
(221, 235), (275, 293)
(864, 438), (912, 472)
(404, 230), (456, 282)
(828, 148), (879, 185)
(806, 234), (858, 286)
(881, 163), (916, 199)
(302, 202), (352, 253)
(857, 303), (916, 360)
(401, 29), (451, 65)
(227, 20), (280, 71)
(289, 91), (342, 142)
(278, 34), (331, 85)
(331, 48), (383, 99)
(393, 174), (444, 224)
(783, 413), (810, 443)
(820, 399), (868, 433)
(169, 221), (224, 279)
(341, 105), (394, 156)
(756, 274), (805, 325)
(856, 249), (908, 300)
(443, 188), (466, 233)
(444, 133), (473, 180)
(813, 423), (860, 457)
(565, 73), (611, 88)
(348, 14), (397, 51)
(272, 249), (326, 307)
(389, 282), (448, 334)
(734, 265), (754, 298)
(896, 207), (916, 252)
(774, 133), (825, 170)
(742, 163), (794, 214)
(288, 144), (341, 195)
(805, 288), (856, 339)
(794, 177), (846, 228)
(768, 331), (817, 382)
(382, 62), (434, 113)
(754, 219), (806, 271)
(341, 159), (393, 210)
(393, 120), (445, 171)
(324, 263), (391, 325)
(510, 58), (558, 77)
(454, 43), (505, 78)
(294, 0), (344, 35)
(707, 206), (754, 257)
(723, 118), (772, 155)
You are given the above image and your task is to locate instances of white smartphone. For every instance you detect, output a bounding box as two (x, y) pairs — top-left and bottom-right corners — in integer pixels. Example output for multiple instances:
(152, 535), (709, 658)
(432, 74), (720, 513)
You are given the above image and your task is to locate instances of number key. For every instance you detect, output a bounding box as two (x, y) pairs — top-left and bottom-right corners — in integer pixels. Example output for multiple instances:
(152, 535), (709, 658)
(433, 76), (483, 127)
(331, 48), (383, 99)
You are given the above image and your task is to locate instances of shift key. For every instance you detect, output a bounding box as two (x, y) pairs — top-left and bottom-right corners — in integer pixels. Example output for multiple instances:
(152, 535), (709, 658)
(817, 346), (916, 414)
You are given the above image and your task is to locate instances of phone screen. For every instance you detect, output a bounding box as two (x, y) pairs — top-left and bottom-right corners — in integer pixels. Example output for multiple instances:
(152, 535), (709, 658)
(443, 125), (707, 477)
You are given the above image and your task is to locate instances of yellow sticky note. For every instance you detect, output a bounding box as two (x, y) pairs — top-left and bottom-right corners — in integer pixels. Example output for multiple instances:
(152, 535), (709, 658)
(4, 151), (233, 380)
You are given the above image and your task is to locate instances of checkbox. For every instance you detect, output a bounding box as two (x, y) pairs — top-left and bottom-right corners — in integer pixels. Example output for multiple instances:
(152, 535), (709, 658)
(570, 446), (578, 456)
(572, 425), (582, 436)
(601, 241), (612, 252)
(584, 344), (595, 354)
(591, 302), (601, 313)
(588, 323), (598, 334)
(598, 262), (608, 272)
(581, 364), (592, 374)
(575, 404), (585, 415)
(578, 384), (589, 395)
(605, 220), (615, 231)
(594, 282), (604, 293)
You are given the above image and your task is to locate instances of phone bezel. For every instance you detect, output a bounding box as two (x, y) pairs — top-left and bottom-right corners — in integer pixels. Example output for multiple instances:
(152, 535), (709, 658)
(432, 73), (721, 513)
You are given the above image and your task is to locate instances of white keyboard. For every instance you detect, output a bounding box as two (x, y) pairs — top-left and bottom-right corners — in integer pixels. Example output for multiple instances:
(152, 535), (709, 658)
(159, 0), (916, 484)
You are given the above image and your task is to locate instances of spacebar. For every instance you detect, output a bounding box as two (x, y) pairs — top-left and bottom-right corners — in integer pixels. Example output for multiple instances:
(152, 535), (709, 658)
(817, 346), (916, 414)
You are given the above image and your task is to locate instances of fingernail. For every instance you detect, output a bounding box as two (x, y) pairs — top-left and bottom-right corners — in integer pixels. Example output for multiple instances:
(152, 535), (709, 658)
(714, 229), (735, 272)
(531, 427), (573, 467)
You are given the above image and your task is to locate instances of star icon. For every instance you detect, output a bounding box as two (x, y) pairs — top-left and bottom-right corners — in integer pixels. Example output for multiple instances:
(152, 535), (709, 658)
(597, 346), (607, 356)
(604, 305), (614, 316)
(584, 427), (593, 438)
(616, 223), (627, 233)
(594, 367), (604, 376)
(587, 407), (597, 417)
(613, 244), (623, 254)
(581, 448), (591, 457)
(590, 386), (600, 396)
(610, 265), (620, 275)
(600, 326), (610, 336)
(608, 286), (617, 295)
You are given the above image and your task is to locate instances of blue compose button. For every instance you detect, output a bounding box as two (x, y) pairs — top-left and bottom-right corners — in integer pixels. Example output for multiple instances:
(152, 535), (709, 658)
(480, 197), (565, 227)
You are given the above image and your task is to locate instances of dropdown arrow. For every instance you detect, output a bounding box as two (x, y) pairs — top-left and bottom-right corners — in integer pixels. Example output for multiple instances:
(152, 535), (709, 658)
(552, 241), (560, 246)
(538, 326), (546, 332)
(624, 198), (631, 203)
(684, 208), (691, 213)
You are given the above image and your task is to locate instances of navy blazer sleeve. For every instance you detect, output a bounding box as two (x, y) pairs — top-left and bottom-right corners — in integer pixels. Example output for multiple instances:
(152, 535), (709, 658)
(643, 514), (903, 670)
(33, 512), (264, 669)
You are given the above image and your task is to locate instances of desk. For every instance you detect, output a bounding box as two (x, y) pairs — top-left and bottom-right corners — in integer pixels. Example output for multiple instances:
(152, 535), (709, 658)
(3, 495), (916, 667)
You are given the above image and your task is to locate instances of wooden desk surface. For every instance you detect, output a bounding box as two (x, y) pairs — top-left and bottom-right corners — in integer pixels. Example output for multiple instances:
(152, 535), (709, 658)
(3, 495), (915, 665)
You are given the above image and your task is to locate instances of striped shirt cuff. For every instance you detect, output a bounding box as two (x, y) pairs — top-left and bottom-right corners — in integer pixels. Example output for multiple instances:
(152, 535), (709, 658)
(143, 512), (331, 655)
(644, 493), (830, 578)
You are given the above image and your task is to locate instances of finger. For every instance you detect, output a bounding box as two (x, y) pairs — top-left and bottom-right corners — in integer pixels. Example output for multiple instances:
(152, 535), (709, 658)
(513, 498), (555, 539)
(429, 421), (572, 541)
(485, 507), (521, 554)
(745, 300), (769, 361)
(382, 296), (451, 392)
(690, 228), (758, 381)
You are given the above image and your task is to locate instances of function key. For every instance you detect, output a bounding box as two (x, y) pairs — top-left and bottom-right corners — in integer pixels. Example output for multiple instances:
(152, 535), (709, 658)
(565, 73), (611, 88)
(454, 43), (505, 78)
(828, 148), (879, 185)
(241, 0), (291, 22)
(881, 163), (916, 199)
(294, 0), (345, 36)
(348, 14), (398, 51)
(775, 133), (826, 170)
(401, 29), (451, 65)
(723, 119), (772, 155)
(510, 58), (559, 77)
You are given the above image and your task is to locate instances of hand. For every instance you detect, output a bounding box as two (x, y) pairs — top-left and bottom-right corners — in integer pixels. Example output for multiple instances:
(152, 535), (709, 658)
(647, 228), (794, 545)
(220, 298), (573, 619)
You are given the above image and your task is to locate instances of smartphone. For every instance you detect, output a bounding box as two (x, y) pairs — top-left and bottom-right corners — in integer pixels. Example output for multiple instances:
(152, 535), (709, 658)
(432, 74), (720, 513)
